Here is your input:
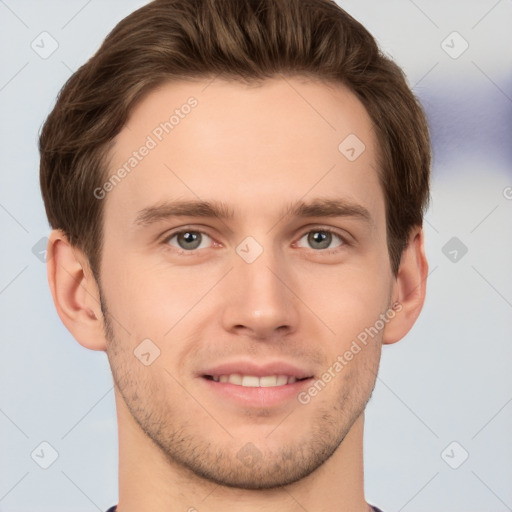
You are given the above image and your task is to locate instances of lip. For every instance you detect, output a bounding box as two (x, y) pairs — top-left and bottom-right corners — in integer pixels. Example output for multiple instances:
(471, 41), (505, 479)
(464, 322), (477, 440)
(198, 359), (315, 408)
(200, 376), (314, 408)
(200, 360), (314, 380)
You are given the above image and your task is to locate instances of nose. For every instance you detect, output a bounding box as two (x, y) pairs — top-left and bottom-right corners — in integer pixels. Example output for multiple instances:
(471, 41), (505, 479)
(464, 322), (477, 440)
(220, 243), (300, 340)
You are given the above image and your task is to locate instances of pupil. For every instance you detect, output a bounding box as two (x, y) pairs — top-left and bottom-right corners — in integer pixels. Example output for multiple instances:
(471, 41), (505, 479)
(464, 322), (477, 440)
(309, 231), (331, 249)
(180, 231), (200, 249)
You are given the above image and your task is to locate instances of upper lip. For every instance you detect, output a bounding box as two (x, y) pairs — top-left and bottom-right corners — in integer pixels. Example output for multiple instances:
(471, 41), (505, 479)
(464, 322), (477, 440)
(200, 360), (314, 380)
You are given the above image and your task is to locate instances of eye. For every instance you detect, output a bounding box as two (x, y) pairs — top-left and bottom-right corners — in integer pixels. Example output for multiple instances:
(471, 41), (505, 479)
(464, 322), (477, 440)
(295, 228), (347, 252)
(164, 230), (214, 252)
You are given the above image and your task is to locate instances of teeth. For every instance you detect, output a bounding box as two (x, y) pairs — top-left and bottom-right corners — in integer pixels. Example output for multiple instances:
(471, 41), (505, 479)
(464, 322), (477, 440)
(241, 375), (260, 387)
(276, 375), (288, 386)
(228, 374), (242, 385)
(210, 374), (303, 387)
(259, 376), (277, 387)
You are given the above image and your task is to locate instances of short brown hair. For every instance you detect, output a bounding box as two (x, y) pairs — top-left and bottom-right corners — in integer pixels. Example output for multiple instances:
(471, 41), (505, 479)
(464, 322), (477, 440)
(39, 0), (430, 278)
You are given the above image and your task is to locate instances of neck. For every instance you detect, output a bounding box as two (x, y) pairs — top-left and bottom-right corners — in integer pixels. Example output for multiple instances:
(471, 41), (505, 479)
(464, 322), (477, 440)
(115, 390), (370, 512)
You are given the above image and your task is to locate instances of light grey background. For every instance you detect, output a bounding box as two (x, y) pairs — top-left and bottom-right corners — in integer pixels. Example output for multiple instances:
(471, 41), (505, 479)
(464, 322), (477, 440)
(1, 1), (511, 511)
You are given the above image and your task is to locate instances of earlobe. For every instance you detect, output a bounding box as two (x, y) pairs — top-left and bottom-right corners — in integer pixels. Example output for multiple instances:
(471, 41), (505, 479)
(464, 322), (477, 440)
(46, 230), (107, 351)
(382, 227), (428, 345)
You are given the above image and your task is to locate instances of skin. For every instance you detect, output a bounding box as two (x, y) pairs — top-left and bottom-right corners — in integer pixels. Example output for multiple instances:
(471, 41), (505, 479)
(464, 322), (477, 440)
(47, 76), (428, 512)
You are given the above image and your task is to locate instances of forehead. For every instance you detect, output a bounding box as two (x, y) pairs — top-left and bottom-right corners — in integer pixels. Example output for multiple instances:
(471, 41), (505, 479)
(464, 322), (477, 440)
(104, 76), (383, 228)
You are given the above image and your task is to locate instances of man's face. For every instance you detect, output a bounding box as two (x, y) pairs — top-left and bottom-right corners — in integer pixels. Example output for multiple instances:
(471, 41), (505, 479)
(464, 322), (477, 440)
(99, 76), (395, 489)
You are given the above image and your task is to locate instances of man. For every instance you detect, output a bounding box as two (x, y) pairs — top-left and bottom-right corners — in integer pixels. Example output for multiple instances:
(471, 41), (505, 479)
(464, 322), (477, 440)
(39, 0), (430, 510)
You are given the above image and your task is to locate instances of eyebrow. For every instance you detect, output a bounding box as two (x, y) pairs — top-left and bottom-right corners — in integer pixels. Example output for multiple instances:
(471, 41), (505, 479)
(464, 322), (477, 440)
(133, 197), (373, 227)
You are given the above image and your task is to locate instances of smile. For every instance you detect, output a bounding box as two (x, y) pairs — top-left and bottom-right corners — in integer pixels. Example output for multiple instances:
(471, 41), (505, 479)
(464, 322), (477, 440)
(205, 374), (308, 387)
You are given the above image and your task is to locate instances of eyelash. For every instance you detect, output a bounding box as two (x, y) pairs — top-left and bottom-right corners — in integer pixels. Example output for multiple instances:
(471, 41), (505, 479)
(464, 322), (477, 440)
(161, 226), (351, 256)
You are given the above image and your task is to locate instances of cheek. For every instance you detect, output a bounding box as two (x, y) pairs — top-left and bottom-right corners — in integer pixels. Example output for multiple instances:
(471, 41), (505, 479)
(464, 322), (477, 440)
(100, 253), (208, 339)
(299, 262), (392, 343)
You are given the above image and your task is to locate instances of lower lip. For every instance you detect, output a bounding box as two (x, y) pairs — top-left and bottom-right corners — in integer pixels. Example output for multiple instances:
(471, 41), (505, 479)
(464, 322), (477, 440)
(200, 377), (313, 408)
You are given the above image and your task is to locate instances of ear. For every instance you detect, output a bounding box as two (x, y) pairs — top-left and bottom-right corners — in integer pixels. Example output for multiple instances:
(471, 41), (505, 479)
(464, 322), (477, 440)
(46, 229), (107, 351)
(382, 226), (428, 345)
